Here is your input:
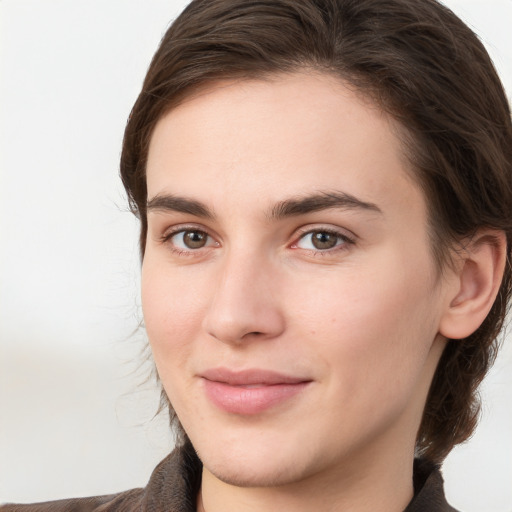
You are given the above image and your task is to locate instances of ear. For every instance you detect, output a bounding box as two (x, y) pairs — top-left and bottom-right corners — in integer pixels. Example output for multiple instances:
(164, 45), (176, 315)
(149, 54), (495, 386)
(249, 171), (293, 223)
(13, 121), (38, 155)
(439, 229), (507, 340)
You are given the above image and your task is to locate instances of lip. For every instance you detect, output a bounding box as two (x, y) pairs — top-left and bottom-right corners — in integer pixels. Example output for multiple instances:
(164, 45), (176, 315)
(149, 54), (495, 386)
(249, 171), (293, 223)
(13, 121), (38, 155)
(200, 368), (312, 415)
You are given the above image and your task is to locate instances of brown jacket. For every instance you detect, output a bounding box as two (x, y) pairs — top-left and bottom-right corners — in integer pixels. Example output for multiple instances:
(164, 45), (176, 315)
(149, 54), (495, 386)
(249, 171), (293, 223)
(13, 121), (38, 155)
(1, 443), (458, 511)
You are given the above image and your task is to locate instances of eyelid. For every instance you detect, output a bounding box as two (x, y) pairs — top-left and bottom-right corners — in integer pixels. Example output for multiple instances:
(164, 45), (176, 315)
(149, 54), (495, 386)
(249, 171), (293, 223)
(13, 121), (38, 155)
(161, 222), (215, 240)
(290, 225), (357, 251)
(157, 222), (355, 255)
(160, 223), (220, 253)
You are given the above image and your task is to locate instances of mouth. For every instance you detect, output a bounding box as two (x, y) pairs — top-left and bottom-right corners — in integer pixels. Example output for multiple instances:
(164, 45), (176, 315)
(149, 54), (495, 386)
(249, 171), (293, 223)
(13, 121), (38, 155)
(199, 368), (312, 415)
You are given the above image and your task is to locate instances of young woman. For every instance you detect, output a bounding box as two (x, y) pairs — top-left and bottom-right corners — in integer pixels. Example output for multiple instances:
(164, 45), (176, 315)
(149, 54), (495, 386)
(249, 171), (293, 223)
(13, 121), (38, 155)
(3, 0), (511, 510)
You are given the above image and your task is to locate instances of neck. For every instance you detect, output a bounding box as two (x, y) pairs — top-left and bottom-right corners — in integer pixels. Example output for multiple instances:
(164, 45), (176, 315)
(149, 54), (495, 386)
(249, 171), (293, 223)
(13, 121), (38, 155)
(198, 440), (415, 512)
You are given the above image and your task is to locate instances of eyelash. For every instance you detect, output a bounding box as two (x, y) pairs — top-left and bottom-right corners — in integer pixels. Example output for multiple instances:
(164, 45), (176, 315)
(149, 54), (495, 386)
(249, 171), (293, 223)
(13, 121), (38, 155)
(160, 225), (355, 256)
(160, 225), (217, 257)
(291, 227), (355, 255)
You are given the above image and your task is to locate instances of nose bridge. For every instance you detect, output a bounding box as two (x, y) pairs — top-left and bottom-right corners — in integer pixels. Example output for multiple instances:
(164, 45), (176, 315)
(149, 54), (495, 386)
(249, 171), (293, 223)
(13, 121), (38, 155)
(203, 246), (284, 344)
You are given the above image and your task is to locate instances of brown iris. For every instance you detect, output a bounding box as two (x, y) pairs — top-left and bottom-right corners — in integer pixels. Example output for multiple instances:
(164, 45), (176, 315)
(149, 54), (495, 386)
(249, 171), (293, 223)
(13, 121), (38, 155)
(311, 231), (339, 250)
(183, 230), (208, 249)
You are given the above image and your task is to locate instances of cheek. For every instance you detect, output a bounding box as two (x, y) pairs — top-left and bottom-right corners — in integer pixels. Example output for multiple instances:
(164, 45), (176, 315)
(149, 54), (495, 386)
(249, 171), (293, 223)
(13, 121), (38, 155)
(289, 251), (441, 393)
(141, 259), (207, 364)
(141, 260), (213, 421)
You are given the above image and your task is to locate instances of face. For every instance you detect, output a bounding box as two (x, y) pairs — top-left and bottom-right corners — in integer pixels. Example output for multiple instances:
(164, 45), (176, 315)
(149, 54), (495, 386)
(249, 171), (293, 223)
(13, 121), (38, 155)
(142, 73), (451, 488)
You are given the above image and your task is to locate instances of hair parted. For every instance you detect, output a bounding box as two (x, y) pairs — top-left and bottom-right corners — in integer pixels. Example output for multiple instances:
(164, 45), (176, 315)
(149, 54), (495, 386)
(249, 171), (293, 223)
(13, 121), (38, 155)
(120, 0), (512, 463)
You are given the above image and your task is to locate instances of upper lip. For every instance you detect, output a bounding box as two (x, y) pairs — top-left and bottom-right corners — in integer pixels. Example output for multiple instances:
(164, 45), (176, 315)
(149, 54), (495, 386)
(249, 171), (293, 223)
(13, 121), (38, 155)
(200, 367), (311, 386)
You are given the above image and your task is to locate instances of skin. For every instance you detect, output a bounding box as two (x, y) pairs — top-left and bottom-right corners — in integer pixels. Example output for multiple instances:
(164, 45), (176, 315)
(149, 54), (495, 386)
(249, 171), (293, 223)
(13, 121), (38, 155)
(142, 72), (462, 512)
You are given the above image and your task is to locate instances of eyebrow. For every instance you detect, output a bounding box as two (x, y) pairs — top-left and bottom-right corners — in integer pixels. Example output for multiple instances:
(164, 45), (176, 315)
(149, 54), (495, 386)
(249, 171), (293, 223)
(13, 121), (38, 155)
(269, 191), (382, 220)
(146, 190), (382, 220)
(146, 194), (215, 219)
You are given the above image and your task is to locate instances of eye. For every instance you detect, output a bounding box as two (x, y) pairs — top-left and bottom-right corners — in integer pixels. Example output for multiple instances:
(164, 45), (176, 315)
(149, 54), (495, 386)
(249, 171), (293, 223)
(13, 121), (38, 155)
(294, 229), (352, 251)
(166, 229), (216, 251)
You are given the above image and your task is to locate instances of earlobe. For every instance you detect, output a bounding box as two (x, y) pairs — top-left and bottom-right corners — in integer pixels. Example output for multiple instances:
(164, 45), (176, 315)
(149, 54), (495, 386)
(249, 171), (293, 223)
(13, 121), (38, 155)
(439, 230), (507, 340)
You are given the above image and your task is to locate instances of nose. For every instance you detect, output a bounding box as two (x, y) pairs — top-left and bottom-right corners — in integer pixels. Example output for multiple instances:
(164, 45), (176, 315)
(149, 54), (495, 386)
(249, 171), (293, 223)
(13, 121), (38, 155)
(202, 251), (286, 345)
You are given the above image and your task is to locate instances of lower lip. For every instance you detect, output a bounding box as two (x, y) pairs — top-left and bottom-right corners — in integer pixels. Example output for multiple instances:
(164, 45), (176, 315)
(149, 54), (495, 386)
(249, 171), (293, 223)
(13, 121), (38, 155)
(202, 379), (310, 415)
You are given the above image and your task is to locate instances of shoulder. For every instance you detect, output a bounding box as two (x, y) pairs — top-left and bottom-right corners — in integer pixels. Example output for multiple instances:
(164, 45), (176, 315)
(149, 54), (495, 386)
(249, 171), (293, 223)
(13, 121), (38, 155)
(0, 488), (144, 512)
(0, 442), (202, 512)
(405, 458), (459, 512)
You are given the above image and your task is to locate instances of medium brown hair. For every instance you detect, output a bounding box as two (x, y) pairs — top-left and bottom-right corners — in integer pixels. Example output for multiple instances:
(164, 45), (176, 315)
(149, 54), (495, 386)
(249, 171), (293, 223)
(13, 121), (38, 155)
(120, 0), (512, 463)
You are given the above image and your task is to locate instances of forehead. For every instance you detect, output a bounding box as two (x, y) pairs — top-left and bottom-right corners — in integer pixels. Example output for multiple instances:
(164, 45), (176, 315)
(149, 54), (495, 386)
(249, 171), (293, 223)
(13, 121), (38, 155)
(146, 72), (423, 219)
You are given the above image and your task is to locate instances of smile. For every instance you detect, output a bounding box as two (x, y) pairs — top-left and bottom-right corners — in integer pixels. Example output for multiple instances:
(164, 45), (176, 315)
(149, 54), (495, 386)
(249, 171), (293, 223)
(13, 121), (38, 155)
(200, 368), (312, 415)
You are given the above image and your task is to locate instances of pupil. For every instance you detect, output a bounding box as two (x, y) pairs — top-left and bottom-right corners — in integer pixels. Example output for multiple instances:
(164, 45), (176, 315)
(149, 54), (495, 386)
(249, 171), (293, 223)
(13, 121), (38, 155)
(312, 232), (337, 250)
(184, 231), (206, 249)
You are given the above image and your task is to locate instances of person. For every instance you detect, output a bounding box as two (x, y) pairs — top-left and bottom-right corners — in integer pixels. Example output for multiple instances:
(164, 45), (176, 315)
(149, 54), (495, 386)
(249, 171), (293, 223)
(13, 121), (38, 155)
(2, 0), (511, 510)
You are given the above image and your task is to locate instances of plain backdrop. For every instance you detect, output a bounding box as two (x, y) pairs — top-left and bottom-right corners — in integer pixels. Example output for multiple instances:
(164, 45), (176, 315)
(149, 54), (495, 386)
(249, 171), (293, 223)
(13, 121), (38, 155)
(1, 1), (511, 510)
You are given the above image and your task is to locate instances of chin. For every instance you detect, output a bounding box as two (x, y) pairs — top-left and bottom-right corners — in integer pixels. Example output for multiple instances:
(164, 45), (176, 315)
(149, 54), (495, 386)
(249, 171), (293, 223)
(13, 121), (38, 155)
(193, 429), (323, 489)
(202, 454), (310, 488)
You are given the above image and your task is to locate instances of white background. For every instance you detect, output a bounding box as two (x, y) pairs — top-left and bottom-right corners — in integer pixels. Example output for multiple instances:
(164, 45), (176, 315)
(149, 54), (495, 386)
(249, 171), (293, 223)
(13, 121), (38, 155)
(1, 1), (511, 510)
